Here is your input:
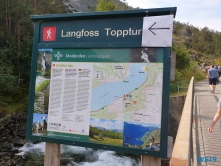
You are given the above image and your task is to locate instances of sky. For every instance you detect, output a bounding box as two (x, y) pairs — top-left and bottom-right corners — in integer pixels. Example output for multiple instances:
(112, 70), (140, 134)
(124, 0), (221, 32)
(90, 118), (124, 131)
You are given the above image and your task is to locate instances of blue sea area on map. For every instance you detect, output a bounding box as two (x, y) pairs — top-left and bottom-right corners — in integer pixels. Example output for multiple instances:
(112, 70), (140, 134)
(91, 63), (147, 111)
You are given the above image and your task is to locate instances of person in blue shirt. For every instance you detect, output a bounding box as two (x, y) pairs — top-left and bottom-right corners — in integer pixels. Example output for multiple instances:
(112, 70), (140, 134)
(207, 65), (219, 93)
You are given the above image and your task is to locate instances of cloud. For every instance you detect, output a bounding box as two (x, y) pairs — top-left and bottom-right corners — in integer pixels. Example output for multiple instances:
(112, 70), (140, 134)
(90, 118), (124, 131)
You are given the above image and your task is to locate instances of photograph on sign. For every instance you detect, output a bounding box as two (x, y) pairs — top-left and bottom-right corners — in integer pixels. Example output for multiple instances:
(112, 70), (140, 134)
(32, 48), (164, 151)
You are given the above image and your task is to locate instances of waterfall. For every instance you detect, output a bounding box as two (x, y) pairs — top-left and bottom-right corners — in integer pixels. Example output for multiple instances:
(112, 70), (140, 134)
(36, 52), (49, 85)
(41, 52), (46, 72)
(16, 143), (140, 166)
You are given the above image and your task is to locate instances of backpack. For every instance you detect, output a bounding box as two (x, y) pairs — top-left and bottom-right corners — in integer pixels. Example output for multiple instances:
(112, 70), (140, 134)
(150, 136), (154, 142)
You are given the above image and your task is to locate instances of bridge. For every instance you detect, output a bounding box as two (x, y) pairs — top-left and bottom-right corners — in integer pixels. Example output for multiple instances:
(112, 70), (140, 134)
(170, 78), (221, 166)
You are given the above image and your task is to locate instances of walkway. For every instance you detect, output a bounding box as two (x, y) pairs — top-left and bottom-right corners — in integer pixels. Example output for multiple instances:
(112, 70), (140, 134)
(194, 79), (221, 166)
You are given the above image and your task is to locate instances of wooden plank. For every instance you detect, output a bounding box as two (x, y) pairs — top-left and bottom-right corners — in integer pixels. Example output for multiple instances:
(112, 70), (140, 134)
(141, 156), (161, 166)
(44, 142), (60, 166)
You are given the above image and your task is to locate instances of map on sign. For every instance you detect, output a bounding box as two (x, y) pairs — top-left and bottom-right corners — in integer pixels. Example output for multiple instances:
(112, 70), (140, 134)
(90, 62), (163, 124)
(89, 57), (163, 150)
(33, 48), (164, 151)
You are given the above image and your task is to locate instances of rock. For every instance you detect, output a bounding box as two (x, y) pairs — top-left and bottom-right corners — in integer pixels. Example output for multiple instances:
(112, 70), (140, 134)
(3, 156), (11, 160)
(1, 137), (7, 142)
(0, 152), (7, 157)
(2, 142), (13, 149)
(0, 112), (28, 165)
(0, 111), (6, 119)
(5, 159), (16, 166)
(4, 129), (11, 134)
(17, 114), (27, 122)
(0, 162), (5, 166)
(44, 84), (50, 113)
(9, 136), (24, 146)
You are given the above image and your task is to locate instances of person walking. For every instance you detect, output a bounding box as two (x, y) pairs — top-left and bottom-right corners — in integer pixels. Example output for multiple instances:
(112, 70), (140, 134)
(218, 66), (221, 82)
(208, 99), (221, 133)
(148, 135), (154, 149)
(207, 65), (219, 93)
(214, 65), (219, 84)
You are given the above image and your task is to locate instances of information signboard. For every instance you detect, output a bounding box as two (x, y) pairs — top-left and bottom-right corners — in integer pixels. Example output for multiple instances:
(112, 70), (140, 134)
(27, 8), (177, 158)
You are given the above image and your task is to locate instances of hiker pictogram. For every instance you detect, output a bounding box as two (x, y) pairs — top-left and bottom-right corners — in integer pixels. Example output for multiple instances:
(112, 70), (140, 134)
(43, 26), (56, 41)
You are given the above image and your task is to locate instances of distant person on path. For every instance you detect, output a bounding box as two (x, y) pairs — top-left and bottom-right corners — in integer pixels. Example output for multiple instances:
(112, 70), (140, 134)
(208, 99), (221, 133)
(215, 65), (219, 84)
(207, 65), (219, 93)
(218, 66), (221, 80)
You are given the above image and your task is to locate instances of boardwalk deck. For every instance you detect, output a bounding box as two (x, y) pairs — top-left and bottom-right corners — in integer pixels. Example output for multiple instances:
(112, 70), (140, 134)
(194, 79), (221, 166)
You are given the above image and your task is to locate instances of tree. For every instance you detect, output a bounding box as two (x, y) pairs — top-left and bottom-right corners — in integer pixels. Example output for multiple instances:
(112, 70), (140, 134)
(96, 0), (118, 11)
(0, 0), (72, 107)
(172, 45), (190, 70)
(0, 59), (16, 94)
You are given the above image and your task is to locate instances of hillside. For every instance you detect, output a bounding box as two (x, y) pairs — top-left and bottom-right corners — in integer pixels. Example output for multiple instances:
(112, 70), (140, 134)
(68, 0), (221, 66)
(68, 0), (133, 12)
(68, 0), (97, 12)
(172, 21), (221, 66)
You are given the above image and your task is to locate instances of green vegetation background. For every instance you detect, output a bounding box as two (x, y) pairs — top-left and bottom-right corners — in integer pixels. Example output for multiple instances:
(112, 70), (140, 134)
(0, 0), (221, 114)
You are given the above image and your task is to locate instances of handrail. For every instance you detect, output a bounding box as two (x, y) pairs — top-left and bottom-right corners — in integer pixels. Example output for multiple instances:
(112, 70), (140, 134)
(170, 77), (194, 166)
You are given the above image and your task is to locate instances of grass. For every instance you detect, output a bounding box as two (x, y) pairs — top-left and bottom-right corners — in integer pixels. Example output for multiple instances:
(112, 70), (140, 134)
(0, 90), (29, 115)
(35, 80), (50, 93)
(0, 96), (28, 114)
(89, 136), (123, 146)
(170, 67), (206, 96)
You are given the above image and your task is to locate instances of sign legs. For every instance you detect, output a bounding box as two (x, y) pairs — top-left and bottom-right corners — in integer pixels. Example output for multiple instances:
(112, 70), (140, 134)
(141, 155), (161, 166)
(44, 142), (60, 166)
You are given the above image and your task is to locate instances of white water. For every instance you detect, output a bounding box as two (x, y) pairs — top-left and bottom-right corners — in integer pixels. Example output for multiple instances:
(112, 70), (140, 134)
(42, 52), (46, 71)
(17, 142), (140, 166)
(36, 52), (49, 85)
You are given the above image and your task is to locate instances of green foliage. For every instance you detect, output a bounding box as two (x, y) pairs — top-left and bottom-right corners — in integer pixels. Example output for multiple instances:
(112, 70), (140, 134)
(173, 21), (221, 61)
(141, 129), (160, 142)
(44, 70), (51, 77)
(0, 0), (72, 113)
(95, 0), (132, 11)
(0, 59), (16, 94)
(35, 80), (50, 93)
(96, 0), (118, 11)
(170, 67), (206, 95)
(172, 45), (190, 70)
(89, 135), (122, 146)
(170, 21), (220, 95)
(90, 126), (123, 139)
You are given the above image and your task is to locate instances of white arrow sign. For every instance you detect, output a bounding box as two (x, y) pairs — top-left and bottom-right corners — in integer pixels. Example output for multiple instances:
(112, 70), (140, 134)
(142, 15), (174, 47)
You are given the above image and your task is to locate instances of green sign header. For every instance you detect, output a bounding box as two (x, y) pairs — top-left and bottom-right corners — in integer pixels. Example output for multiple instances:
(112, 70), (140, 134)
(40, 17), (143, 43)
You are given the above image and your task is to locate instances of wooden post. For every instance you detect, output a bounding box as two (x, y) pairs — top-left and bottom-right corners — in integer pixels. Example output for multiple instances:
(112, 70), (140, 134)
(44, 142), (60, 166)
(167, 136), (173, 158)
(141, 156), (161, 166)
